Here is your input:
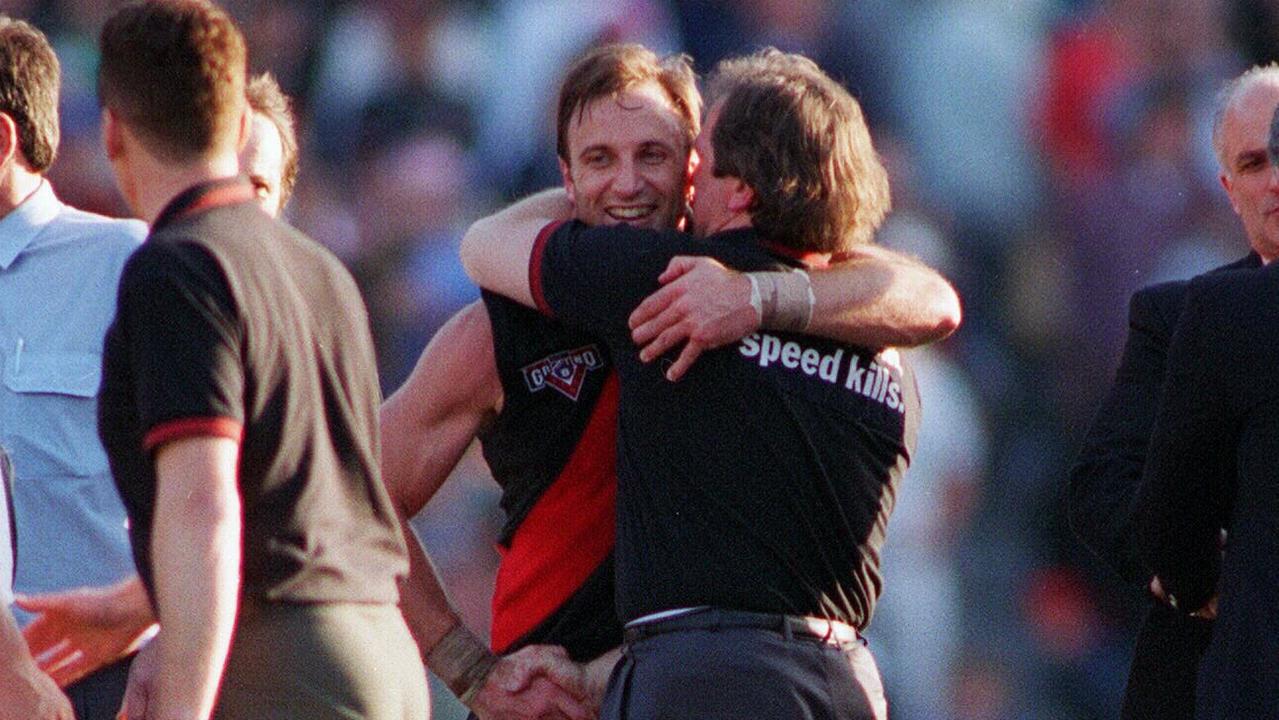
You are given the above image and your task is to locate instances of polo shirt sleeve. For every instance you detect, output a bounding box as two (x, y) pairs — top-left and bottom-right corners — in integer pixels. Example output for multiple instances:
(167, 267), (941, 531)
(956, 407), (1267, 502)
(114, 242), (245, 451)
(529, 220), (683, 335)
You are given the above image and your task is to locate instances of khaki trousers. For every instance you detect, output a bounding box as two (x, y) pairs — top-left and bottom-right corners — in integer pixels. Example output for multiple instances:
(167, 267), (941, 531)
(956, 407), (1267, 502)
(215, 601), (429, 720)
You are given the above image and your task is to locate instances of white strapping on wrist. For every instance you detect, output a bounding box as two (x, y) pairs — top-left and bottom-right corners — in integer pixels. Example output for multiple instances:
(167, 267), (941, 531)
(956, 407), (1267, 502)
(748, 269), (815, 332)
(424, 622), (499, 707)
(746, 273), (764, 324)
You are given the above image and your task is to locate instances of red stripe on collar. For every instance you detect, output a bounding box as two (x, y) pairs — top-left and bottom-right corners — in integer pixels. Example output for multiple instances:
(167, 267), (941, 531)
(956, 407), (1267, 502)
(153, 179), (256, 230)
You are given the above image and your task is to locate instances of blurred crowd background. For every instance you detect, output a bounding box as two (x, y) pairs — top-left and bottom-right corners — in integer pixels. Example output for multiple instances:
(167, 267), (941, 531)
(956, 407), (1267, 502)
(6, 0), (1279, 718)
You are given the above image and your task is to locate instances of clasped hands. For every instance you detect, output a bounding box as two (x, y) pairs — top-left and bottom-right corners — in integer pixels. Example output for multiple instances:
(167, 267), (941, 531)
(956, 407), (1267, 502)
(470, 645), (619, 720)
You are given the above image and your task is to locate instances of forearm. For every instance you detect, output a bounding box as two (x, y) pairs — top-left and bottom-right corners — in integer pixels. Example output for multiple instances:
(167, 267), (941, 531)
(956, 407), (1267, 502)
(0, 608), (73, 720)
(152, 440), (241, 720)
(583, 646), (622, 705)
(800, 246), (960, 347)
(401, 532), (497, 706)
(1138, 417), (1228, 609)
(399, 525), (476, 656)
(153, 501), (239, 720)
(461, 189), (573, 306)
(1068, 297), (1174, 585)
(1138, 472), (1223, 611)
(0, 607), (38, 677)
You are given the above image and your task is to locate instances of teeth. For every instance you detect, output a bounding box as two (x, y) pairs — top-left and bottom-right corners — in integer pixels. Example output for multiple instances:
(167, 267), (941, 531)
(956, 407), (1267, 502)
(609, 207), (653, 219)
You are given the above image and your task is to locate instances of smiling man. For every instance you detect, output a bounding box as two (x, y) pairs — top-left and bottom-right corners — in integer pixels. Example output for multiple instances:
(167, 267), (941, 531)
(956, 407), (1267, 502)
(384, 43), (958, 719)
(383, 45), (700, 719)
(457, 48), (931, 719)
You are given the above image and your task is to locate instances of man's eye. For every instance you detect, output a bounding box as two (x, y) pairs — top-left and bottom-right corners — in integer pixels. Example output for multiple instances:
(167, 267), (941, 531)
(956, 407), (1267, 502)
(584, 154), (609, 168)
(1239, 156), (1266, 173)
(641, 149), (668, 164)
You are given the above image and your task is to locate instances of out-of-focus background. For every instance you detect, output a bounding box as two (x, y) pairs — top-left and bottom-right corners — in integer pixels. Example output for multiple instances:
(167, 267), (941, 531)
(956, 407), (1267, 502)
(6, 0), (1277, 717)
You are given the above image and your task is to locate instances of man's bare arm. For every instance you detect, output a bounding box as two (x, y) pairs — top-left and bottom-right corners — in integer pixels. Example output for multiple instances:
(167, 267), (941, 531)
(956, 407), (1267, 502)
(382, 302), (589, 719)
(382, 302), (501, 667)
(0, 606), (72, 720)
(460, 189), (574, 308)
(151, 436), (241, 720)
(805, 244), (961, 345)
(630, 248), (961, 380)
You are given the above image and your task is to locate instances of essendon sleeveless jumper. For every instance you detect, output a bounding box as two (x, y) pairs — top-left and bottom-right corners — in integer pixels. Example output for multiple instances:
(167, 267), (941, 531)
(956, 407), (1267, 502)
(477, 290), (622, 661)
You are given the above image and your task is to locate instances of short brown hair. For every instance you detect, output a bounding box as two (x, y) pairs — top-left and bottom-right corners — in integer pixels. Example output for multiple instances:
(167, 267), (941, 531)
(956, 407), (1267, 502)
(246, 72), (299, 207)
(556, 43), (700, 164)
(707, 49), (890, 252)
(0, 16), (59, 172)
(98, 0), (246, 162)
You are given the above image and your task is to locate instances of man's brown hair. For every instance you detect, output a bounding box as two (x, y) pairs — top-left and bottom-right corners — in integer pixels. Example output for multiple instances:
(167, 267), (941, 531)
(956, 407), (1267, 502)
(246, 72), (299, 207)
(98, 0), (246, 162)
(707, 49), (890, 252)
(0, 16), (59, 172)
(556, 43), (700, 164)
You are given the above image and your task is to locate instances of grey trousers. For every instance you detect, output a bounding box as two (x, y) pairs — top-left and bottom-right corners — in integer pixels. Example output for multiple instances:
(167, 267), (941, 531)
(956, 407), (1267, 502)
(214, 601), (429, 720)
(602, 611), (888, 720)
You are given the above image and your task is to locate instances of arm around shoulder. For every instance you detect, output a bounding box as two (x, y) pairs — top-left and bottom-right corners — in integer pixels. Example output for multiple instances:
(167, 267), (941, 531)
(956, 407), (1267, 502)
(627, 245), (960, 381)
(803, 244), (961, 348)
(460, 189), (574, 308)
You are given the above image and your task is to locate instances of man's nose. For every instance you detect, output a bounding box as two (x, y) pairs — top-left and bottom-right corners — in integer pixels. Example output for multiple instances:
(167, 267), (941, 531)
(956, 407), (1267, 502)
(613, 160), (642, 196)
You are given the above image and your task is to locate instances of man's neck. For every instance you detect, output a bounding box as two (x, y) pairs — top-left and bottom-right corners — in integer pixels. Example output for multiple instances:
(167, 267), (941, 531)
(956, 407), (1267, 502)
(0, 166), (44, 219)
(133, 152), (240, 226)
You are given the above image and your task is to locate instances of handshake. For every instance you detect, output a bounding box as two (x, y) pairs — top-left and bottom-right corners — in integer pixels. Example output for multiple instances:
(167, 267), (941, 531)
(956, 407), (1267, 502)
(428, 624), (619, 720)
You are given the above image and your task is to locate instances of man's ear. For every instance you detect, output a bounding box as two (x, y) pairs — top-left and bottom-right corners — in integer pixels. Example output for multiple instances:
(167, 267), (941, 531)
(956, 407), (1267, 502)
(101, 109), (125, 161)
(726, 178), (754, 213)
(558, 157), (577, 209)
(1220, 172), (1241, 215)
(0, 112), (18, 169)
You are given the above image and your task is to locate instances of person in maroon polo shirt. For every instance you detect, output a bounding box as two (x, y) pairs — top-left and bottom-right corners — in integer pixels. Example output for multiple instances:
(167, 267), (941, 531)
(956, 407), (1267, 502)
(94, 3), (425, 718)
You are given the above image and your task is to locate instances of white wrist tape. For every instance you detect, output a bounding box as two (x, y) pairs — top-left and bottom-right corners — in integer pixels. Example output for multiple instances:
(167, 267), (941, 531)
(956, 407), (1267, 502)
(425, 623), (499, 707)
(747, 273), (764, 324)
(748, 269), (815, 332)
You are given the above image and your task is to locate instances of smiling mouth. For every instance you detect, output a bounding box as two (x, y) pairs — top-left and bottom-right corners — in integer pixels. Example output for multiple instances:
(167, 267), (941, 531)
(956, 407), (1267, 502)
(607, 205), (656, 223)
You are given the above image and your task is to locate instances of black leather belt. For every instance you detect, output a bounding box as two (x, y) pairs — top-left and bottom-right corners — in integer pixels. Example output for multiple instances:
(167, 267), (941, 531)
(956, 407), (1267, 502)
(623, 608), (861, 646)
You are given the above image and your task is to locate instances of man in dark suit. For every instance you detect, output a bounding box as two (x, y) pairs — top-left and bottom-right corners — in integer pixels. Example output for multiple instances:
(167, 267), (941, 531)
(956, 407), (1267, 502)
(1068, 63), (1279, 719)
(1136, 226), (1279, 716)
